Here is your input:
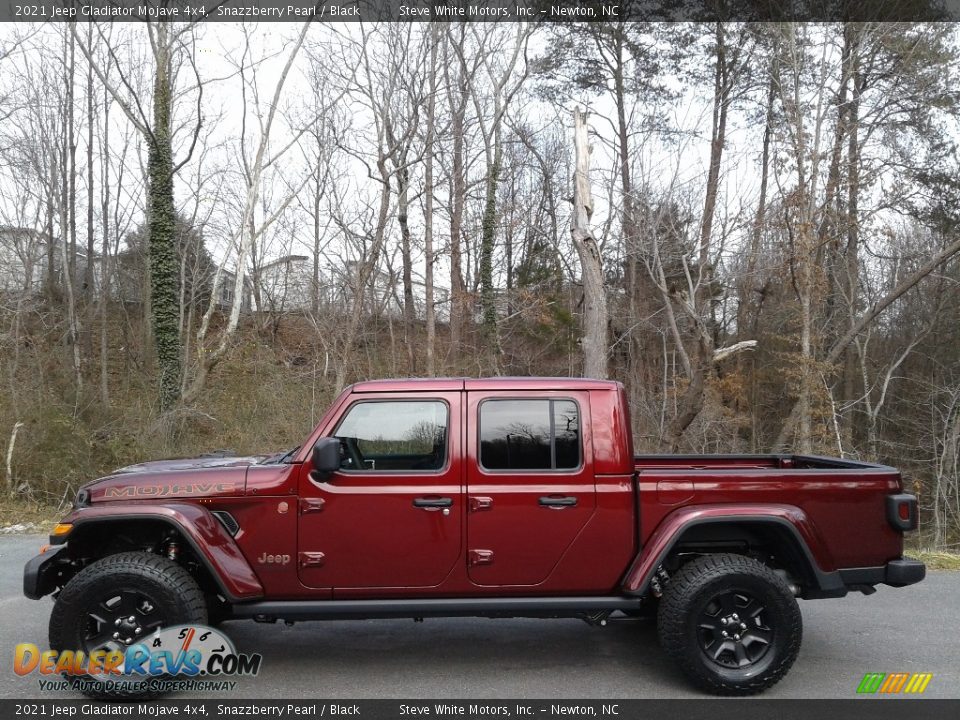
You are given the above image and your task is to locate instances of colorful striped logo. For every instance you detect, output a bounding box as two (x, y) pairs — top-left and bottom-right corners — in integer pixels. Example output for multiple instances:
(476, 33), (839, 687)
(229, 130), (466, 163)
(857, 672), (933, 694)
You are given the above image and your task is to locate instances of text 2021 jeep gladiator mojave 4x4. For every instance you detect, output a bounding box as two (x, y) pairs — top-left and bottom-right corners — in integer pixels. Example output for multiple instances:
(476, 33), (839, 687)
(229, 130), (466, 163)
(24, 378), (925, 697)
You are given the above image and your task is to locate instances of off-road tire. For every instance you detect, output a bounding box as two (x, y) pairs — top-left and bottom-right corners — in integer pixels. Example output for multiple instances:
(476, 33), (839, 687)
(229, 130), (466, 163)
(657, 553), (802, 695)
(49, 551), (207, 699)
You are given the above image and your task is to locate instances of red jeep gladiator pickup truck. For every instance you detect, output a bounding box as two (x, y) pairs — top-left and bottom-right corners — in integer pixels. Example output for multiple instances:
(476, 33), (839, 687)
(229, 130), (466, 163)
(24, 377), (924, 695)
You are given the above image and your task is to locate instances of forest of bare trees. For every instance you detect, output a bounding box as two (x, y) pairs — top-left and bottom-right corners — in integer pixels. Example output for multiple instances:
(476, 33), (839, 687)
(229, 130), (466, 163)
(1, 21), (959, 550)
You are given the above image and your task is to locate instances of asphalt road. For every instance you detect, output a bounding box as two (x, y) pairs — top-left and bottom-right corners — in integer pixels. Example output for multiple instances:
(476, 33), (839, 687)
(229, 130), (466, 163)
(1, 534), (956, 700)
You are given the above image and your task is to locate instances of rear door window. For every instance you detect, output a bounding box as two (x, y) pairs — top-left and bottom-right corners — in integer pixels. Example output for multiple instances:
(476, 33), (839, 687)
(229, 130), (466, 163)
(479, 399), (580, 471)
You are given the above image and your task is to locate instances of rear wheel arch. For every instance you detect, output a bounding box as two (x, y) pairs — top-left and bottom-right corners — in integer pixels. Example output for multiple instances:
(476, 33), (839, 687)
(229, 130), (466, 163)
(645, 516), (835, 598)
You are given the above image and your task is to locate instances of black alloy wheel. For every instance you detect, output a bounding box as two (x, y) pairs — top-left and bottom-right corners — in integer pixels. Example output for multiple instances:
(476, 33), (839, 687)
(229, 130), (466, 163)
(49, 551), (207, 699)
(695, 588), (773, 669)
(81, 588), (168, 653)
(657, 553), (802, 695)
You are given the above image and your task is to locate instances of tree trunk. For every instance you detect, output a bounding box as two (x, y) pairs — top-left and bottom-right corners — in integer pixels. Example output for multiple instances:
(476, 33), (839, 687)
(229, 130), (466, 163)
(742, 67), (775, 452)
(60, 25), (82, 392)
(448, 63), (467, 356)
(423, 23), (438, 375)
(84, 22), (95, 358)
(661, 24), (732, 451)
(698, 23), (727, 266)
(797, 234), (814, 455)
(612, 37), (637, 350)
(67, 22), (77, 294)
(334, 160), (392, 392)
(478, 134), (502, 353)
(45, 165), (56, 301)
(148, 25), (182, 411)
(397, 161), (417, 374)
(99, 81), (111, 405)
(312, 156), (322, 316)
(773, 23), (821, 455)
(570, 108), (608, 380)
(249, 214), (262, 315)
(842, 28), (863, 453)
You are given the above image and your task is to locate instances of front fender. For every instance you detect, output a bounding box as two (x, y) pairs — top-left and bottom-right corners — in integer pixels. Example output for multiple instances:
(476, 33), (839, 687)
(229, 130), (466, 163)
(620, 503), (843, 597)
(48, 502), (263, 602)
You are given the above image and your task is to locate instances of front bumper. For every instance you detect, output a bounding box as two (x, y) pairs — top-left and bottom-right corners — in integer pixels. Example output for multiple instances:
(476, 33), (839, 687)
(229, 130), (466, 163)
(839, 557), (926, 590)
(23, 545), (69, 600)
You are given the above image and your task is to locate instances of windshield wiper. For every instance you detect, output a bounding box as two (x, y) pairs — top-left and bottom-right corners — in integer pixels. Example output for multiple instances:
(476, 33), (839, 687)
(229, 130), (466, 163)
(277, 445), (301, 463)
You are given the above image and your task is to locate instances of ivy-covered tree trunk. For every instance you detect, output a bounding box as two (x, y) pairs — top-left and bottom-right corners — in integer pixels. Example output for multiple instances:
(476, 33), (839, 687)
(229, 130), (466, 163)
(148, 32), (181, 411)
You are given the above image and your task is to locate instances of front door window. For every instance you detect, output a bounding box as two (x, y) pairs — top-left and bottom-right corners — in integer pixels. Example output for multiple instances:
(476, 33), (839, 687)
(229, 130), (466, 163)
(334, 400), (448, 472)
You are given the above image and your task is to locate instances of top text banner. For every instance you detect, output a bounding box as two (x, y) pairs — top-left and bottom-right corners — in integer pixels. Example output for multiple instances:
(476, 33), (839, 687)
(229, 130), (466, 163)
(3, 0), (959, 22)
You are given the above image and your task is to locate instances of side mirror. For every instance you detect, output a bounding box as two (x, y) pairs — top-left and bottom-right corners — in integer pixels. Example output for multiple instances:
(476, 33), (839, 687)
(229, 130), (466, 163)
(310, 437), (341, 482)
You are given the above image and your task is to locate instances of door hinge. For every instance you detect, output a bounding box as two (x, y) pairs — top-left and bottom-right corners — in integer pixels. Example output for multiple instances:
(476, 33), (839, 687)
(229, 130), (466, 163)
(299, 497), (326, 514)
(469, 496), (493, 512)
(468, 549), (494, 566)
(298, 551), (326, 568)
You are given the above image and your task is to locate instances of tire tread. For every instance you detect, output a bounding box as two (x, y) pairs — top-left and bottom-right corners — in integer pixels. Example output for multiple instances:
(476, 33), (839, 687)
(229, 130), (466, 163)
(657, 553), (802, 696)
(49, 551), (207, 699)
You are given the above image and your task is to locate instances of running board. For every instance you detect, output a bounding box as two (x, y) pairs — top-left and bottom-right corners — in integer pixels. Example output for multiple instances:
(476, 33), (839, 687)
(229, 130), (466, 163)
(229, 596), (644, 621)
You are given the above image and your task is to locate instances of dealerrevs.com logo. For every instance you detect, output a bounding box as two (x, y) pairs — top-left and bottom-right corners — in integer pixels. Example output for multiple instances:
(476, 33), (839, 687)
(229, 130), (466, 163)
(14, 625), (262, 693)
(856, 672), (933, 695)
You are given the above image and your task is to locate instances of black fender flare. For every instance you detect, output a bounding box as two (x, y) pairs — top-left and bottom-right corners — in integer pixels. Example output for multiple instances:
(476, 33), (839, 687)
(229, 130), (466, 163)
(34, 503), (263, 602)
(621, 508), (847, 599)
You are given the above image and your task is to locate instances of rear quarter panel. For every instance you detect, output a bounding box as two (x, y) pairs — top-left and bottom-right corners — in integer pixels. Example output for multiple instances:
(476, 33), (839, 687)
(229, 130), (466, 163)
(637, 466), (904, 571)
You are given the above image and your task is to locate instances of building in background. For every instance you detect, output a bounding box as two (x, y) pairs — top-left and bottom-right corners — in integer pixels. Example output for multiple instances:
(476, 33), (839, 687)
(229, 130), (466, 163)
(2, 227), (450, 324)
(0, 226), (96, 295)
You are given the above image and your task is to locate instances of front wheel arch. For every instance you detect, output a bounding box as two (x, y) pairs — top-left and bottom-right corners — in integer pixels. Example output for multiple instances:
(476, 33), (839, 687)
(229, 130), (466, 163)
(60, 517), (242, 602)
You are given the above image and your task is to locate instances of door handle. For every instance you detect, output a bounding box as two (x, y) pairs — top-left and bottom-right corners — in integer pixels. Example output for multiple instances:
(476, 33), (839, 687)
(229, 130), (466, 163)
(469, 496), (493, 512)
(539, 496), (577, 508)
(413, 497), (453, 509)
(298, 551), (325, 568)
(299, 498), (326, 514)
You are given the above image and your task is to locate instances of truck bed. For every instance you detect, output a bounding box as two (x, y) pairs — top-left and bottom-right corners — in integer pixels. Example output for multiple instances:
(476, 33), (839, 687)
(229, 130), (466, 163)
(632, 454), (904, 572)
(633, 454), (894, 472)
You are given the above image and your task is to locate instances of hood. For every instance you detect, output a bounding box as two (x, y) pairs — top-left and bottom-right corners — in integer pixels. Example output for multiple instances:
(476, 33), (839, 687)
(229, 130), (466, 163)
(113, 454), (271, 474)
(81, 454), (273, 503)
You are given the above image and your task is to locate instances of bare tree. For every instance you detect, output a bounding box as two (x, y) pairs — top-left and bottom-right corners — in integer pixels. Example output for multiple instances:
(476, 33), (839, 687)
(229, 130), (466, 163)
(185, 21), (315, 403)
(422, 22), (440, 375)
(570, 108), (608, 379)
(461, 24), (531, 351)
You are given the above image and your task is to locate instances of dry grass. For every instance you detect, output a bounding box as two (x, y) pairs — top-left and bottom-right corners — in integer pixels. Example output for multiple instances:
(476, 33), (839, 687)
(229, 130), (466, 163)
(908, 548), (960, 571)
(0, 498), (61, 534)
